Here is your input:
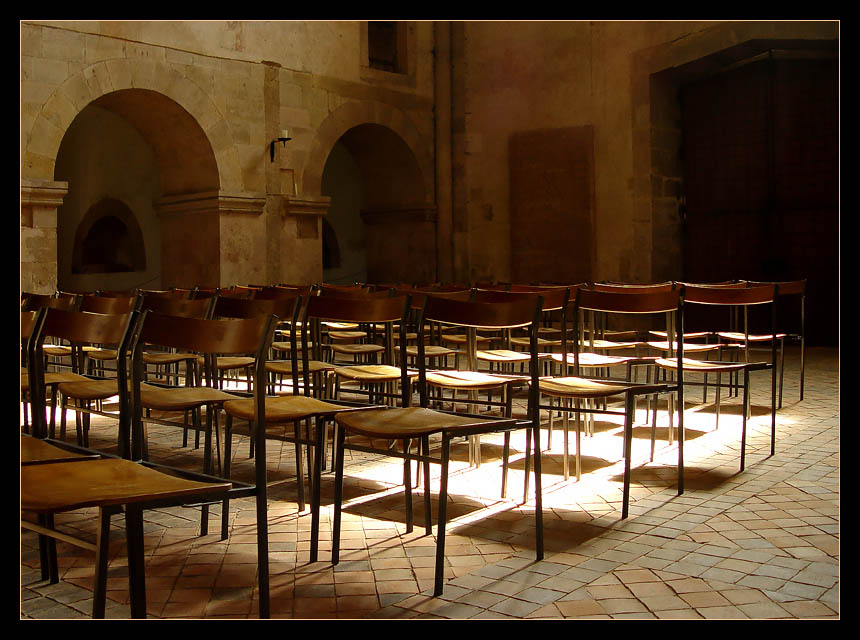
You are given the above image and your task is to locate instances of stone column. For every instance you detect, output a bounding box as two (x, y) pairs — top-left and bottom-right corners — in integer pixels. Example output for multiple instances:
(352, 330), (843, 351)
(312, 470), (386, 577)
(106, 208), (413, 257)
(154, 190), (267, 288)
(280, 194), (331, 285)
(434, 21), (454, 283)
(21, 178), (68, 294)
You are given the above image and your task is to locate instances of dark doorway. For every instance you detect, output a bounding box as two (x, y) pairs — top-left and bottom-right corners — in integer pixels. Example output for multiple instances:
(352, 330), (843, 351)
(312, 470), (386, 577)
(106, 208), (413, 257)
(680, 54), (838, 345)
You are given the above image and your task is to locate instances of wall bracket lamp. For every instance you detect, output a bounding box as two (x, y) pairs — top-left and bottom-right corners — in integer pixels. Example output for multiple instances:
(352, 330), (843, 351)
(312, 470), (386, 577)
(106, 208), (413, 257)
(270, 130), (292, 162)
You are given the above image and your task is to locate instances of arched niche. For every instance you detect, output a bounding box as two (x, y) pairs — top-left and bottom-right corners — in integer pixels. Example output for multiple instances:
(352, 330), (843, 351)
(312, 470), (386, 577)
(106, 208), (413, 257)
(322, 122), (436, 285)
(72, 198), (146, 274)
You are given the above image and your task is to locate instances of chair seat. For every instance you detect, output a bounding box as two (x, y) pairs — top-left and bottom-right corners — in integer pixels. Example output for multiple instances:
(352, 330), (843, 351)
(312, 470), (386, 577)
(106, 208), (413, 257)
(330, 343), (385, 355)
(583, 339), (641, 350)
(142, 351), (198, 366)
(441, 334), (493, 345)
(647, 341), (729, 353)
(57, 378), (120, 402)
(404, 345), (459, 358)
(21, 435), (100, 465)
(334, 364), (416, 383)
(271, 341), (314, 353)
(654, 356), (749, 373)
(21, 371), (89, 393)
(510, 336), (561, 348)
(425, 369), (513, 390)
(323, 322), (359, 330)
(223, 394), (351, 423)
(538, 376), (662, 399)
(328, 330), (367, 341)
(716, 331), (787, 342)
(650, 330), (712, 339)
(548, 352), (637, 368)
(137, 383), (241, 411)
(86, 348), (118, 361)
(21, 458), (231, 513)
(476, 349), (531, 363)
(265, 359), (335, 375)
(335, 406), (515, 439)
(42, 344), (99, 357)
(200, 356), (255, 370)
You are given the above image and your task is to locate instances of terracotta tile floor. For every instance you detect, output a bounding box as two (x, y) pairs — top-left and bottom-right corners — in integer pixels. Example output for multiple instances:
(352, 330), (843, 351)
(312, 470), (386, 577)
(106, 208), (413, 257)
(21, 346), (839, 619)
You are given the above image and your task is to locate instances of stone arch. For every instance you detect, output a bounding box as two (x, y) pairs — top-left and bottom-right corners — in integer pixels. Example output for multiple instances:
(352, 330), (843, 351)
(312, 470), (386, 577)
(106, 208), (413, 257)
(23, 57), (243, 193)
(300, 100), (433, 202)
(302, 102), (437, 284)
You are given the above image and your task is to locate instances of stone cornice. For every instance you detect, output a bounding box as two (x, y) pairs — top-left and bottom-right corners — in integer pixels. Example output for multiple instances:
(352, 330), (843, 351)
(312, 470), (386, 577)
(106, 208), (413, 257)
(282, 194), (331, 217)
(154, 190), (267, 216)
(21, 178), (69, 209)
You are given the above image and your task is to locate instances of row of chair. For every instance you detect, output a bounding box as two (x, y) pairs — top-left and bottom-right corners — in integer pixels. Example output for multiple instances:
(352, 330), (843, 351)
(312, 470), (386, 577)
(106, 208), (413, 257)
(21, 278), (798, 617)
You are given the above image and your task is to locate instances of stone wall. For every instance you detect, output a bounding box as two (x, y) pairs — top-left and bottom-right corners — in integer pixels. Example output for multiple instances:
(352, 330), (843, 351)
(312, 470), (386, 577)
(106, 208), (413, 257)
(20, 20), (838, 295)
(20, 20), (437, 292)
(453, 20), (838, 285)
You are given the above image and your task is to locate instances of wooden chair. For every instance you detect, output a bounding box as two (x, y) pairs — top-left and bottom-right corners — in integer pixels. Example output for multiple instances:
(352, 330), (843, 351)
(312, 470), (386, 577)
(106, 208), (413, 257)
(221, 294), (385, 556)
(538, 287), (683, 517)
(394, 288), (468, 371)
(316, 287), (395, 367)
(22, 293), (81, 375)
(129, 310), (275, 526)
(23, 308), (275, 619)
(79, 295), (141, 377)
(28, 307), (138, 453)
(303, 294), (414, 407)
(717, 279), (806, 408)
(329, 292), (546, 596)
(654, 284), (779, 471)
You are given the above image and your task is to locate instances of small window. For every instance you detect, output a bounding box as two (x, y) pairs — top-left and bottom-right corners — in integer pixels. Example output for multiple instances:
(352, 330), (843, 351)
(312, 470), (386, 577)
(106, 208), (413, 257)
(368, 21), (402, 73)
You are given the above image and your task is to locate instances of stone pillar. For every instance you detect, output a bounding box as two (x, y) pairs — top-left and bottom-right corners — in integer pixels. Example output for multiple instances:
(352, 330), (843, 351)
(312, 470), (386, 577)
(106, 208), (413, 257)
(280, 194), (331, 285)
(434, 21), (454, 283)
(360, 206), (437, 284)
(21, 178), (68, 294)
(154, 190), (267, 288)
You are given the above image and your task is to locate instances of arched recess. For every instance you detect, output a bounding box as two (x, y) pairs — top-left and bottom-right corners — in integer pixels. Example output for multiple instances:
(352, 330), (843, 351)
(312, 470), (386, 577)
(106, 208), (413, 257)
(72, 198), (146, 274)
(25, 58), (243, 191)
(302, 102), (437, 284)
(23, 58), (266, 291)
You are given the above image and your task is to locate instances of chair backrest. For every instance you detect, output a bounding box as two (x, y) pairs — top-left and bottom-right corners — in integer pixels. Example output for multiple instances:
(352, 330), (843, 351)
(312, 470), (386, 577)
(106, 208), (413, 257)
(130, 311), (277, 460)
(192, 287), (220, 299)
(576, 287), (682, 315)
(212, 294), (300, 321)
(591, 281), (676, 293)
(396, 287), (472, 310)
(254, 285), (314, 300)
(422, 293), (543, 330)
(21, 292), (78, 312)
(29, 308), (138, 445)
(217, 285), (259, 299)
(81, 294), (141, 314)
(21, 309), (43, 369)
(318, 284), (391, 298)
(301, 294), (411, 398)
(571, 287), (684, 371)
(685, 283), (778, 350)
(745, 279), (805, 337)
(135, 289), (176, 298)
(415, 294), (544, 416)
(139, 294), (215, 319)
(134, 311), (275, 357)
(683, 284), (777, 307)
